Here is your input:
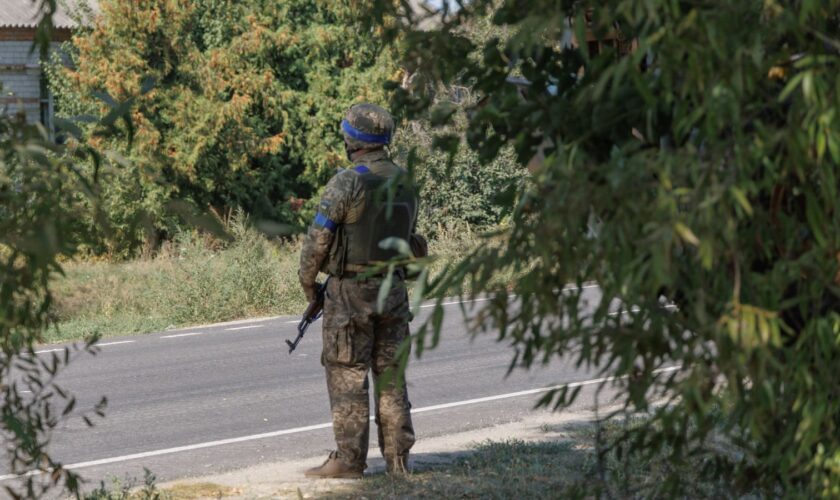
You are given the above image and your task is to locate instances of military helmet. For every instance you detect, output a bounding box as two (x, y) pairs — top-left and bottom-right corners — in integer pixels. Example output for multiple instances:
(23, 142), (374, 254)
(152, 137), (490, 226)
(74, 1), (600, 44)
(341, 103), (394, 150)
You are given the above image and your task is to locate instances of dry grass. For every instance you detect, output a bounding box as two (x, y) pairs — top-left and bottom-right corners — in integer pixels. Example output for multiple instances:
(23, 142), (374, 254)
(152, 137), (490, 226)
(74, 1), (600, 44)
(48, 222), (306, 343)
(161, 482), (241, 499)
(46, 222), (490, 344)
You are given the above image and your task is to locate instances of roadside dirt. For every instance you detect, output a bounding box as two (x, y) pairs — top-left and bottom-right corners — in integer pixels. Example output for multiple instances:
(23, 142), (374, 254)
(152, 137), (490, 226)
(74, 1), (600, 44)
(158, 408), (604, 499)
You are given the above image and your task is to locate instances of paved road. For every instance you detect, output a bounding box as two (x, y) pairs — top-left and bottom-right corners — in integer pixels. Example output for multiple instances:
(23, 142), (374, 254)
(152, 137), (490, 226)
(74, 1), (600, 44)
(1, 287), (617, 491)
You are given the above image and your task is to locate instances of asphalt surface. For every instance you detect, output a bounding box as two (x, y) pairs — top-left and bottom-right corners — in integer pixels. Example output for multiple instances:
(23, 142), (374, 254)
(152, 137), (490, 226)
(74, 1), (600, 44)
(1, 286), (616, 492)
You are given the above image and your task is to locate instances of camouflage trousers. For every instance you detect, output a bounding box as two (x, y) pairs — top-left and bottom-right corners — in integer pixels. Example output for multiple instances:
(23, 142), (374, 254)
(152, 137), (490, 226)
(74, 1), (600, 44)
(321, 275), (416, 470)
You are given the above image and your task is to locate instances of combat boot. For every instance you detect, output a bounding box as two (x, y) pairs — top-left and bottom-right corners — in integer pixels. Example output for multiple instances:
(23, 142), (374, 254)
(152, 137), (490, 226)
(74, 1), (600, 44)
(304, 451), (364, 479)
(386, 452), (410, 474)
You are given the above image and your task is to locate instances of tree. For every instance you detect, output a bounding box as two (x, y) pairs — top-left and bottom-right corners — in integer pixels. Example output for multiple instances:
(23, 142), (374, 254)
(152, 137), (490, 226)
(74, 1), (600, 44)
(369, 0), (840, 496)
(53, 0), (397, 255)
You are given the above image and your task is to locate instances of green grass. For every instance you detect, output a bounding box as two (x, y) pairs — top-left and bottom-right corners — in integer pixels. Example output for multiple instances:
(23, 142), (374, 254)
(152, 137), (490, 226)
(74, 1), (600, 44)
(46, 222), (487, 344)
(48, 223), (307, 344)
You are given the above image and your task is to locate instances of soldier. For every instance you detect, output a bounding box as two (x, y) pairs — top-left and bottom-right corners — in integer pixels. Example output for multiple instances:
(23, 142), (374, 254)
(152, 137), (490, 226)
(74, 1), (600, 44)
(300, 103), (421, 478)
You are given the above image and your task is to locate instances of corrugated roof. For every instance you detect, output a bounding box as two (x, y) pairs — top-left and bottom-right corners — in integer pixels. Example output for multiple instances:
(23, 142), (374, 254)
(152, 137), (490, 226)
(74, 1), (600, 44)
(0, 0), (97, 29)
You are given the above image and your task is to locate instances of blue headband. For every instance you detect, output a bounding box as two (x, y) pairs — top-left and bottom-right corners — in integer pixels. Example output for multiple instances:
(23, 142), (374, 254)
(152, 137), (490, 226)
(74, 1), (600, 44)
(341, 119), (391, 145)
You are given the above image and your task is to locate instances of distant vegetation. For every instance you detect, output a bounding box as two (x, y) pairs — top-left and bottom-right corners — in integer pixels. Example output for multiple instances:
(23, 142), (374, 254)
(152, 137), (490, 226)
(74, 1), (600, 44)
(50, 0), (395, 256)
(49, 0), (522, 258)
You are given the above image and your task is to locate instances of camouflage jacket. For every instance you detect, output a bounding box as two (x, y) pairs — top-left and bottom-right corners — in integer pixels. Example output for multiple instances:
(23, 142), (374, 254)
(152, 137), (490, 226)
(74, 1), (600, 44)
(298, 149), (413, 295)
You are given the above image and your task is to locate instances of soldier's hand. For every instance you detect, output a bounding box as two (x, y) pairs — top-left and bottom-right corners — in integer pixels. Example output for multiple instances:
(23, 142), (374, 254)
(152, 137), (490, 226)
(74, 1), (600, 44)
(410, 233), (429, 259)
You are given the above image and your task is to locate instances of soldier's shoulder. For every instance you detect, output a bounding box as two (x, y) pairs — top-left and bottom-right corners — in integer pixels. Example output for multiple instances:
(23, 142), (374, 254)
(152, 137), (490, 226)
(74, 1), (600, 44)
(383, 156), (406, 171)
(325, 167), (364, 194)
(330, 165), (378, 177)
(366, 158), (406, 176)
(348, 164), (383, 174)
(328, 167), (359, 181)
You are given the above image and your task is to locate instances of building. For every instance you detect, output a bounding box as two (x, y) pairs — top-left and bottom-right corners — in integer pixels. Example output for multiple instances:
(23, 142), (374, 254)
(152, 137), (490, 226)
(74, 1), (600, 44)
(0, 0), (94, 129)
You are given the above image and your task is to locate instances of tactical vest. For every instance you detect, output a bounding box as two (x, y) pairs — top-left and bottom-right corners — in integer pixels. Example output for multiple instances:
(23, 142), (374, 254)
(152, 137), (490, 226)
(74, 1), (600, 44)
(324, 165), (418, 276)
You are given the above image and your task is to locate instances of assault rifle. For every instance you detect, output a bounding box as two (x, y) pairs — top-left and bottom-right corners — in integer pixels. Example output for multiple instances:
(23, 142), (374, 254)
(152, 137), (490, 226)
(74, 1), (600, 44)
(286, 278), (330, 354)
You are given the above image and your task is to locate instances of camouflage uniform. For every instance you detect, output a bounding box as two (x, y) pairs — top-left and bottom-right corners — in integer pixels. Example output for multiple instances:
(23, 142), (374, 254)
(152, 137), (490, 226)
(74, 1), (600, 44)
(299, 105), (416, 474)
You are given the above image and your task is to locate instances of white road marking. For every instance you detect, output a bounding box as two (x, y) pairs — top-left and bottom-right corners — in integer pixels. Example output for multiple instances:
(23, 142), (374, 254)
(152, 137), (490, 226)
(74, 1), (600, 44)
(98, 341), (136, 347)
(559, 283), (600, 292)
(28, 287), (604, 354)
(418, 284), (600, 310)
(609, 307), (640, 316)
(181, 315), (281, 330)
(160, 332), (205, 339)
(608, 304), (679, 317)
(420, 297), (491, 309)
(412, 366), (680, 414)
(0, 422), (334, 481)
(0, 365), (680, 481)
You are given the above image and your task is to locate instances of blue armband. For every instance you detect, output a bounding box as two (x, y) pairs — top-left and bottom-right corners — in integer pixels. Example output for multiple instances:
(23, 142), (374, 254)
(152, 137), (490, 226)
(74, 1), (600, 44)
(314, 212), (338, 232)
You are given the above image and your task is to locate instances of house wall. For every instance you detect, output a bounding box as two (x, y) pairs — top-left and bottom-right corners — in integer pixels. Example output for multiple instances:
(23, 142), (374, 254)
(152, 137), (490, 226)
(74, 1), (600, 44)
(0, 28), (69, 126)
(0, 40), (42, 123)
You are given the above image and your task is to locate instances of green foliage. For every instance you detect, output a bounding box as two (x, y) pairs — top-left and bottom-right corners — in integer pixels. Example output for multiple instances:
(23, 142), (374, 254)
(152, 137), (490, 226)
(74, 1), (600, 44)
(370, 0), (840, 496)
(393, 113), (526, 238)
(52, 0), (397, 256)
